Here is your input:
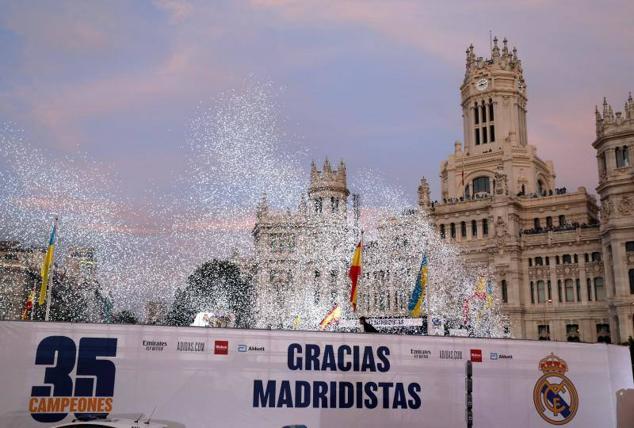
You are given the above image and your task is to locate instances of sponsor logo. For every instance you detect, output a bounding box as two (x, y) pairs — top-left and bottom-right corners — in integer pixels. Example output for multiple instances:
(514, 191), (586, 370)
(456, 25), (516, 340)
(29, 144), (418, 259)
(439, 349), (463, 360)
(533, 353), (578, 425)
(238, 344), (265, 353)
(490, 352), (513, 360)
(470, 349), (482, 362)
(214, 340), (229, 355)
(176, 341), (205, 352)
(30, 336), (117, 423)
(142, 340), (167, 351)
(238, 344), (247, 352)
(410, 348), (431, 359)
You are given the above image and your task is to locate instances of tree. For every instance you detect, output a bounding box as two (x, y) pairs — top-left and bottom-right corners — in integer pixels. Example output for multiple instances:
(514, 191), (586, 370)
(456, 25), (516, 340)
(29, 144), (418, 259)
(111, 310), (138, 324)
(165, 259), (253, 327)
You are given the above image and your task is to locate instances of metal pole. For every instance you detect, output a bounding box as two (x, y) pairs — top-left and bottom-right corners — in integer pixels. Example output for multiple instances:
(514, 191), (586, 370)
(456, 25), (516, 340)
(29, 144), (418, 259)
(44, 269), (53, 321)
(30, 278), (37, 321)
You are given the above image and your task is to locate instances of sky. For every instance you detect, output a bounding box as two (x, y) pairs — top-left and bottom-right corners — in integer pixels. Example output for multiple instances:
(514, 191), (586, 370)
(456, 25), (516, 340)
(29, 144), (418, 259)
(0, 0), (633, 304)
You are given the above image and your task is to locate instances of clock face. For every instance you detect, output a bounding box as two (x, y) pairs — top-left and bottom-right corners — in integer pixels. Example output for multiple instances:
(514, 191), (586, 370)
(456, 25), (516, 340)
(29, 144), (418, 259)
(475, 78), (489, 91)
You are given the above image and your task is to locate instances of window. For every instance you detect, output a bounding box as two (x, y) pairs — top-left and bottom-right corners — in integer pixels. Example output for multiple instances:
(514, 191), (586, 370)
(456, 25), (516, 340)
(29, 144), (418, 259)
(600, 152), (607, 174)
(574, 254), (578, 263)
(481, 102), (487, 123)
(585, 253), (589, 263)
(440, 224), (446, 239)
(490, 125), (495, 142)
(557, 280), (563, 302)
(562, 254), (572, 264)
(546, 216), (553, 228)
(629, 269), (634, 294)
(314, 197), (323, 213)
(471, 220), (477, 238)
(596, 323), (611, 344)
(450, 223), (456, 239)
(566, 324), (580, 342)
(482, 219), (489, 236)
(537, 280), (546, 303)
(538, 324), (550, 341)
(576, 279), (581, 302)
(501, 280), (508, 303)
(482, 127), (488, 144)
(594, 277), (605, 301)
(547, 280), (552, 300)
(537, 180), (545, 196)
(616, 145), (630, 168)
(461, 221), (467, 238)
(535, 257), (543, 266)
(534, 218), (541, 229)
(530, 281), (535, 304)
(587, 278), (593, 301)
(556, 255), (560, 265)
(473, 176), (491, 194)
(331, 197), (339, 213)
(488, 99), (494, 121)
(528, 258), (533, 267)
(559, 215), (566, 226)
(626, 241), (634, 252)
(475, 128), (480, 145)
(564, 279), (574, 302)
(545, 257), (550, 266)
(474, 103), (479, 125)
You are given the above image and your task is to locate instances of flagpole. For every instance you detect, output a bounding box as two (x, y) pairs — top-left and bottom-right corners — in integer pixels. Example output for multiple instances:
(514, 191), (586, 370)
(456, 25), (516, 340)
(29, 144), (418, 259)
(43, 217), (58, 322)
(30, 278), (36, 321)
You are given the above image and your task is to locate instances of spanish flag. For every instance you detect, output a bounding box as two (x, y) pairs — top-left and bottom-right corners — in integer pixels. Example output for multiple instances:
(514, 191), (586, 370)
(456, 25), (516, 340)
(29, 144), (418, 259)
(21, 290), (35, 320)
(348, 240), (363, 311)
(319, 304), (342, 330)
(38, 219), (58, 305)
(408, 254), (428, 317)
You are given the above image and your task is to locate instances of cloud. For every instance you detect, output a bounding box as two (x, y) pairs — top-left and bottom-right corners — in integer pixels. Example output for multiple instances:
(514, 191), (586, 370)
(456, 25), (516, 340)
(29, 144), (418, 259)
(153, 0), (193, 24)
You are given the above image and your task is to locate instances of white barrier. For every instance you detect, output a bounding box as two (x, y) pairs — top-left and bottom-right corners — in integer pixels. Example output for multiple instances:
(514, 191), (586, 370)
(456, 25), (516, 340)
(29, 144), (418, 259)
(0, 321), (631, 427)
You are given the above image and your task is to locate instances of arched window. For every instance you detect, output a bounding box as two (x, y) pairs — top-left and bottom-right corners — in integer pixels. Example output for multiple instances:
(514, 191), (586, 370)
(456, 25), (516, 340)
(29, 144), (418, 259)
(546, 216), (553, 228)
(530, 281), (535, 304)
(482, 218), (489, 236)
(472, 176), (490, 194)
(450, 223), (456, 239)
(591, 252), (602, 262)
(501, 280), (508, 303)
(474, 102), (479, 125)
(537, 179), (545, 196)
(537, 280), (546, 303)
(535, 257), (543, 266)
(481, 101), (487, 123)
(440, 224), (446, 239)
(594, 277), (605, 301)
(488, 98), (494, 121)
(559, 215), (566, 226)
(534, 218), (541, 230)
(564, 279), (574, 302)
(461, 221), (467, 238)
(616, 145), (630, 168)
(471, 220), (477, 237)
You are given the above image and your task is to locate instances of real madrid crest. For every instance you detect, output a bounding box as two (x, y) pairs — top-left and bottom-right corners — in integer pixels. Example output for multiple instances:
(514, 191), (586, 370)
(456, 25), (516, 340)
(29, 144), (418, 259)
(533, 353), (579, 425)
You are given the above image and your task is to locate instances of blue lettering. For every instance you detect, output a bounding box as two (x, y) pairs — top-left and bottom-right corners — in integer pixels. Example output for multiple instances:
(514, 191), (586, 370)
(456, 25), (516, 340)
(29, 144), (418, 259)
(253, 380), (276, 407)
(407, 383), (422, 409)
(287, 343), (302, 370)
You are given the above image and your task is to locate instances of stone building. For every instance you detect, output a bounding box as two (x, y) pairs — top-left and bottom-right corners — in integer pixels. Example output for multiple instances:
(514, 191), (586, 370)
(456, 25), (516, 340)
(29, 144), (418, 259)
(0, 240), (99, 320)
(428, 37), (633, 343)
(252, 37), (634, 343)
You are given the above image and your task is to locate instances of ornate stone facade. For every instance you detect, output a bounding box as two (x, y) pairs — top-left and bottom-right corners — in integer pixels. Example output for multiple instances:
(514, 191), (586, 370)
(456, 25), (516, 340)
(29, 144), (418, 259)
(428, 39), (633, 343)
(252, 38), (634, 343)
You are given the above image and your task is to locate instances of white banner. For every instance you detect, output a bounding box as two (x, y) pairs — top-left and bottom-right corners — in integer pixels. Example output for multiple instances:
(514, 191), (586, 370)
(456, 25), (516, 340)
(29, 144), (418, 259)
(0, 321), (631, 427)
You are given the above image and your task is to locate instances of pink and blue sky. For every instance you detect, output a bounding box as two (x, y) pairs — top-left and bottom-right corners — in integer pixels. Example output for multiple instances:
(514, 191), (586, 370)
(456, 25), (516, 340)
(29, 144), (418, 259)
(1, 0), (633, 224)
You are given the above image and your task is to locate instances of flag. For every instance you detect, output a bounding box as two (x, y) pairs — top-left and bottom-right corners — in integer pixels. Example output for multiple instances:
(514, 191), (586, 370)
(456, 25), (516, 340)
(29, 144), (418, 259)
(485, 279), (494, 309)
(473, 277), (487, 300)
(38, 219), (57, 305)
(408, 254), (428, 317)
(348, 240), (363, 311)
(319, 304), (341, 330)
(21, 290), (35, 320)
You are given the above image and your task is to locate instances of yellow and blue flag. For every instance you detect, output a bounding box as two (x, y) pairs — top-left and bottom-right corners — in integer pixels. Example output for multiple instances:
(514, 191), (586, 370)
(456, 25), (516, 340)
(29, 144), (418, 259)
(38, 219), (58, 305)
(408, 254), (428, 317)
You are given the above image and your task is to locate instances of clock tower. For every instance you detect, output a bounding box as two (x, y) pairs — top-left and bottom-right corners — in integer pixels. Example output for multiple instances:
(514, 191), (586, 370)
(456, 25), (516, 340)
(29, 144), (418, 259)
(461, 37), (527, 155)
